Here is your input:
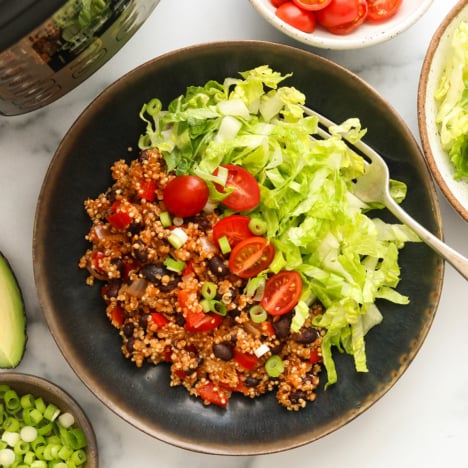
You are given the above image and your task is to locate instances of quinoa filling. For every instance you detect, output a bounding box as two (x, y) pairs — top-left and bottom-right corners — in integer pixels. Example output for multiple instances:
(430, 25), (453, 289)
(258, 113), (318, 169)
(79, 148), (323, 411)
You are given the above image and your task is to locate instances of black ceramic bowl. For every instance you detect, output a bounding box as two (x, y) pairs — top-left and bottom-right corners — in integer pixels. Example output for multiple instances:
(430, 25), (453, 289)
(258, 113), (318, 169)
(33, 41), (444, 455)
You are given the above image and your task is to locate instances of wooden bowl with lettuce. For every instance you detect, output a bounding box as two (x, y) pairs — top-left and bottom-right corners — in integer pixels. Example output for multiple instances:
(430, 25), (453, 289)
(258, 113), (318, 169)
(418, 0), (468, 222)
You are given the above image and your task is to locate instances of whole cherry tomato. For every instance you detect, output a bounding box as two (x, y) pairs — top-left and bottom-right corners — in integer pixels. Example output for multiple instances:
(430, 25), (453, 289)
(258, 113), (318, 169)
(275, 1), (316, 33)
(292, 0), (332, 11)
(163, 175), (209, 217)
(315, 0), (368, 34)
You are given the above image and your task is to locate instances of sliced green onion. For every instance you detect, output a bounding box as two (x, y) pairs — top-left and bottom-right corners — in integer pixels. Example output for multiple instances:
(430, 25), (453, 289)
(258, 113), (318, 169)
(34, 398), (46, 414)
(20, 394), (35, 410)
(4, 390), (20, 413)
(164, 257), (186, 273)
(200, 299), (211, 313)
(208, 300), (227, 316)
(71, 449), (87, 465)
(168, 227), (188, 249)
(30, 460), (47, 468)
(248, 217), (267, 235)
(20, 425), (37, 443)
(201, 281), (217, 300)
(1, 431), (20, 447)
(159, 211), (172, 227)
(265, 355), (285, 378)
(14, 440), (29, 455)
(57, 413), (74, 429)
(217, 235), (231, 254)
(249, 305), (267, 323)
(44, 404), (60, 422)
(3, 416), (20, 432)
(1, 388), (88, 466)
(0, 448), (15, 466)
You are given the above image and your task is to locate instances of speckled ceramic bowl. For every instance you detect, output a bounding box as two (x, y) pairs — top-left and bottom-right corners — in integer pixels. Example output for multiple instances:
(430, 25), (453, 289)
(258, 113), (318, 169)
(418, 0), (468, 222)
(0, 372), (98, 467)
(248, 0), (433, 50)
(33, 41), (443, 455)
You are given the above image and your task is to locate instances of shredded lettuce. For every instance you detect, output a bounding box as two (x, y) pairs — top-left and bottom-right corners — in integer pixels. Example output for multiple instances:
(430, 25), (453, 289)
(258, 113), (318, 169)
(138, 65), (420, 387)
(435, 20), (468, 180)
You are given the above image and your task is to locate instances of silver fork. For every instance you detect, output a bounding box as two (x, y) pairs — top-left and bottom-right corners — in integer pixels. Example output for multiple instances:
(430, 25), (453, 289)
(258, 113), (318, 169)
(302, 105), (468, 281)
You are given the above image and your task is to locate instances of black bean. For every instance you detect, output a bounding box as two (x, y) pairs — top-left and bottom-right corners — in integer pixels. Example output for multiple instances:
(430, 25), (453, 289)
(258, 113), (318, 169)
(212, 343), (234, 361)
(125, 337), (135, 353)
(110, 257), (124, 273)
(295, 327), (320, 344)
(139, 314), (149, 328)
(273, 315), (292, 339)
(174, 313), (185, 327)
(123, 323), (134, 338)
(289, 391), (307, 404)
(140, 263), (167, 282)
(159, 278), (179, 292)
(106, 279), (122, 298)
(245, 376), (260, 387)
(132, 240), (148, 263)
(207, 256), (229, 277)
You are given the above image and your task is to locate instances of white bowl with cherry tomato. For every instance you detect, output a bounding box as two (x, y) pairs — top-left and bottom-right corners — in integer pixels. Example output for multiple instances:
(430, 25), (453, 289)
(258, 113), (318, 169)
(249, 0), (434, 49)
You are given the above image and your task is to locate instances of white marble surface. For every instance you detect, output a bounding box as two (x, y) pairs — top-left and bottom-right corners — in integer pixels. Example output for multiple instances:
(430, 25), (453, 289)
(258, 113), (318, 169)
(1, 1), (467, 467)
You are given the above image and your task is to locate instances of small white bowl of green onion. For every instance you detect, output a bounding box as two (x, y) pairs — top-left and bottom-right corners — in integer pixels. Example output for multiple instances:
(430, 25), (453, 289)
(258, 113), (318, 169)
(0, 373), (97, 467)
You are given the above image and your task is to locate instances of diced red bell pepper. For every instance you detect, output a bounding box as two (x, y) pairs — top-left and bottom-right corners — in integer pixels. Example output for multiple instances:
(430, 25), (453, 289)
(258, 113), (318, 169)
(197, 381), (230, 408)
(110, 305), (125, 326)
(309, 347), (322, 364)
(137, 179), (157, 202)
(233, 350), (259, 370)
(185, 312), (223, 332)
(106, 200), (132, 229)
(151, 312), (169, 328)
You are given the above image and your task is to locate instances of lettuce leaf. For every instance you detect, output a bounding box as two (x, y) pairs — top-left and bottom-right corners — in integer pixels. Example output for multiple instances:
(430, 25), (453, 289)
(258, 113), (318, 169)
(138, 65), (420, 386)
(435, 20), (468, 180)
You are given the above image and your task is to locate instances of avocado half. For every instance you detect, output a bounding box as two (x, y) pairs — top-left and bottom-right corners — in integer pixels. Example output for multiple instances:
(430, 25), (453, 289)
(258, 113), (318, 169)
(0, 250), (27, 368)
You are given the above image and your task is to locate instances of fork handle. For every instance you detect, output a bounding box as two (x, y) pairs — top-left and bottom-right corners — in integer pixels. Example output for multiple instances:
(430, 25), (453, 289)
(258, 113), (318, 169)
(385, 198), (468, 281)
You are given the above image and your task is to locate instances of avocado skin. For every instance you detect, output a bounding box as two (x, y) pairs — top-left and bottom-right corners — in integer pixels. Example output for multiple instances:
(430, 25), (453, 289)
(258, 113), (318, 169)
(0, 250), (27, 368)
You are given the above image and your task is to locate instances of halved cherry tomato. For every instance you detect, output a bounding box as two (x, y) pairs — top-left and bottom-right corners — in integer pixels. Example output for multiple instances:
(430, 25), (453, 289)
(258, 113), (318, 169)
(228, 236), (275, 278)
(366, 0), (402, 22)
(292, 0), (332, 10)
(213, 215), (253, 248)
(275, 2), (316, 33)
(316, 0), (367, 34)
(197, 381), (230, 408)
(213, 164), (260, 211)
(163, 175), (209, 217)
(106, 200), (132, 229)
(185, 312), (223, 332)
(261, 270), (303, 316)
(137, 179), (157, 202)
(233, 350), (259, 370)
